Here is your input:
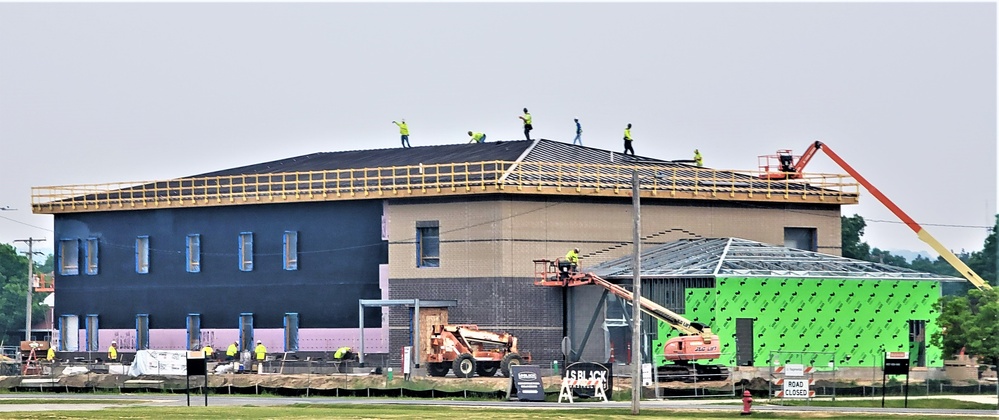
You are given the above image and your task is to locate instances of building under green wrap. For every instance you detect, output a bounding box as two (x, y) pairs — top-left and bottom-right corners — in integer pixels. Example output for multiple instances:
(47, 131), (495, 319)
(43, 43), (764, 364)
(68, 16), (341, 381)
(589, 238), (958, 370)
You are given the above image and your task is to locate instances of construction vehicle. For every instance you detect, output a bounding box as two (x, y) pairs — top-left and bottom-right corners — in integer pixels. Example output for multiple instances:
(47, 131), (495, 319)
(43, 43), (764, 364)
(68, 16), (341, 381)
(759, 140), (992, 291)
(425, 324), (528, 378)
(534, 260), (729, 381)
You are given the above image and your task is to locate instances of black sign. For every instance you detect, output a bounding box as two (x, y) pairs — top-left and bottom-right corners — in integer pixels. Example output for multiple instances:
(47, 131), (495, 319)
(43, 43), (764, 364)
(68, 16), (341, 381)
(508, 365), (545, 401)
(187, 357), (207, 376)
(563, 361), (613, 399)
(884, 356), (910, 375)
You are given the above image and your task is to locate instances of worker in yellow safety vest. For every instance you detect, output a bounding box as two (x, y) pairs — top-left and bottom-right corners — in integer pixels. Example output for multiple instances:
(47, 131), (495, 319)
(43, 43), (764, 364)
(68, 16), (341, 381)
(694, 149), (703, 167)
(519, 108), (533, 141)
(226, 341), (239, 361)
(623, 124), (635, 156)
(334, 346), (353, 360)
(203, 344), (214, 360)
(468, 131), (487, 143)
(46, 344), (55, 362)
(393, 119), (411, 148)
(254, 340), (267, 361)
(107, 341), (118, 362)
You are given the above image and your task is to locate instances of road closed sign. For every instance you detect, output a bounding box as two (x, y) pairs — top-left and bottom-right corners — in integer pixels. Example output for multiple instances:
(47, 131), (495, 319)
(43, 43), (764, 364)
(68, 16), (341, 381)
(782, 378), (810, 399)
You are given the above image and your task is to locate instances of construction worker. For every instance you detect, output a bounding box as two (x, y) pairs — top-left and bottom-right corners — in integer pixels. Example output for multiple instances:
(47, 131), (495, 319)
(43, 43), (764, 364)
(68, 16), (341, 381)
(226, 341), (239, 362)
(694, 149), (703, 167)
(254, 340), (267, 367)
(46, 344), (55, 362)
(560, 248), (580, 278)
(392, 119), (411, 148)
(519, 108), (532, 141)
(203, 344), (214, 360)
(107, 341), (118, 363)
(334, 346), (353, 360)
(467, 131), (487, 143)
(572, 118), (582, 145)
(623, 123), (635, 156)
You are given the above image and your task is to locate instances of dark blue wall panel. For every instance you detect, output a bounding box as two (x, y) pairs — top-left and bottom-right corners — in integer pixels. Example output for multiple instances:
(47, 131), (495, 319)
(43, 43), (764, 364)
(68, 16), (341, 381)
(53, 201), (387, 329)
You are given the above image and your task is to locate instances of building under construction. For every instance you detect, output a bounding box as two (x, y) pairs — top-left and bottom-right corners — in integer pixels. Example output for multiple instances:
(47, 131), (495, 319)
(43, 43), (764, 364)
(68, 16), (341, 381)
(33, 138), (952, 369)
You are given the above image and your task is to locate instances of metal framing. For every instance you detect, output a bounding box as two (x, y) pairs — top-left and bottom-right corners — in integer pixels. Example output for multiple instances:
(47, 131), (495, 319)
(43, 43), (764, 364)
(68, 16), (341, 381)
(592, 238), (962, 281)
(357, 299), (457, 367)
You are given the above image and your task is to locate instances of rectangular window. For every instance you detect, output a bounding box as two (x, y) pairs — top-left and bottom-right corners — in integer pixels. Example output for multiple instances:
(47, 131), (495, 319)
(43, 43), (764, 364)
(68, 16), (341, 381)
(84, 238), (99, 275)
(416, 221), (440, 268)
(186, 314), (201, 351)
(59, 239), (79, 276)
(283, 231), (298, 271)
(186, 234), (201, 273)
(85, 314), (99, 352)
(135, 236), (150, 274)
(239, 313), (254, 351)
(284, 313), (299, 352)
(784, 227), (817, 252)
(136, 314), (150, 350)
(238, 232), (253, 272)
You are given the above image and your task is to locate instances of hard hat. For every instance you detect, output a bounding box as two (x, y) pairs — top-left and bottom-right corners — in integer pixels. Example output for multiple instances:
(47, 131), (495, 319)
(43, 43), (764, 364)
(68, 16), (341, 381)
(257, 340), (262, 343)
(111, 341), (116, 344)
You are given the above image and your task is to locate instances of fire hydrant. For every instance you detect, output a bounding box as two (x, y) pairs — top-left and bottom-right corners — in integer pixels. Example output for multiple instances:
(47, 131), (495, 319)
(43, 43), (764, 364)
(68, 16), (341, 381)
(741, 390), (753, 415)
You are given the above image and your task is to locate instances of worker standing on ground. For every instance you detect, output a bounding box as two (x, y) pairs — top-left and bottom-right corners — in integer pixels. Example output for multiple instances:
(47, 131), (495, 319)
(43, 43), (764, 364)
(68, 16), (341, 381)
(46, 344), (55, 362)
(254, 340), (267, 370)
(519, 108), (533, 141)
(393, 119), (411, 148)
(226, 341), (238, 362)
(694, 149), (703, 167)
(107, 341), (118, 363)
(623, 123), (635, 156)
(468, 131), (486, 143)
(572, 118), (582, 145)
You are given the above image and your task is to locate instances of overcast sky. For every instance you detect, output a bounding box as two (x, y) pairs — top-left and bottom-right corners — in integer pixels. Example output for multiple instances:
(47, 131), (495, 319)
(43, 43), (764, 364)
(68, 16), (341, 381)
(0, 2), (995, 259)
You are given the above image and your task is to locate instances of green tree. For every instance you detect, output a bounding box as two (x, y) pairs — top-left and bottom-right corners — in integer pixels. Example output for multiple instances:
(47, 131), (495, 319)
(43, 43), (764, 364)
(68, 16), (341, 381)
(966, 215), (997, 287)
(37, 254), (54, 275)
(931, 288), (999, 366)
(841, 214), (871, 260)
(0, 243), (48, 345)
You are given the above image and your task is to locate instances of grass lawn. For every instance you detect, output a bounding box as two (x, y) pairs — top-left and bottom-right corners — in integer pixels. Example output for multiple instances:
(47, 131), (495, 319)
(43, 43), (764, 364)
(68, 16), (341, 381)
(0, 399), (142, 405)
(772, 398), (995, 410)
(0, 403), (993, 420)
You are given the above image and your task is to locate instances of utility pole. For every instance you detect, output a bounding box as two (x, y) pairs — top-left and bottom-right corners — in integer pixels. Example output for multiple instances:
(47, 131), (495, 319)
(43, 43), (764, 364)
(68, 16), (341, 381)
(631, 171), (641, 414)
(14, 238), (45, 342)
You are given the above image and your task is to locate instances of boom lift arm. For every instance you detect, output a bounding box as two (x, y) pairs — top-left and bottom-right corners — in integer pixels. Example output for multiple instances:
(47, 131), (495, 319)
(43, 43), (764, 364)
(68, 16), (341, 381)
(761, 141), (992, 291)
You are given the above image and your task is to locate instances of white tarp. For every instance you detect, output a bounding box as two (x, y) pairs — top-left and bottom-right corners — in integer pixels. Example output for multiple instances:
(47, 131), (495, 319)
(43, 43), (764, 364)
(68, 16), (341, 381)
(128, 350), (189, 377)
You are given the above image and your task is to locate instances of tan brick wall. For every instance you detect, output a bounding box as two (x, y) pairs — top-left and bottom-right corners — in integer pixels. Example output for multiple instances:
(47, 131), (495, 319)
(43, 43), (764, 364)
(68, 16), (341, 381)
(388, 198), (841, 279)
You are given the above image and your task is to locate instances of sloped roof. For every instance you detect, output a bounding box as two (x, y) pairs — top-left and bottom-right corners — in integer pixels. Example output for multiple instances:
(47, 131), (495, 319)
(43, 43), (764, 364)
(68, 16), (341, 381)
(589, 237), (962, 281)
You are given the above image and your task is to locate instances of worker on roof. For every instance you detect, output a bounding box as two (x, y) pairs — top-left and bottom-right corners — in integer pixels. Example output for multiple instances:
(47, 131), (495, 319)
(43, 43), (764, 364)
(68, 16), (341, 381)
(468, 131), (487, 143)
(694, 149), (703, 167)
(623, 123), (635, 156)
(108, 341), (118, 363)
(392, 119), (411, 148)
(572, 118), (583, 146)
(519, 108), (533, 141)
(226, 341), (238, 362)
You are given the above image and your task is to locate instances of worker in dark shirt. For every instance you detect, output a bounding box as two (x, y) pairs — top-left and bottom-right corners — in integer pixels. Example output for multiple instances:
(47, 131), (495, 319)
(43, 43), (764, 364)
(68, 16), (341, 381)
(573, 118), (582, 145)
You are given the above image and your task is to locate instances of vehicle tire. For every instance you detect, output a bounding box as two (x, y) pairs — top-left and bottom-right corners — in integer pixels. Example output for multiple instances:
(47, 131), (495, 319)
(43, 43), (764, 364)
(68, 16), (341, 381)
(500, 353), (524, 378)
(452, 353), (476, 378)
(476, 361), (499, 377)
(427, 362), (450, 377)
